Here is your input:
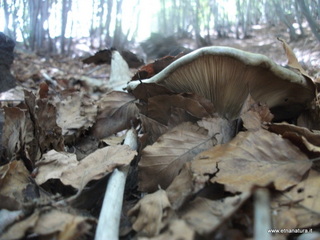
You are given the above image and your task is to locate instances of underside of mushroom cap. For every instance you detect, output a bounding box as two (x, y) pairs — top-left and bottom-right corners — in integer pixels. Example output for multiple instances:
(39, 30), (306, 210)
(127, 46), (315, 120)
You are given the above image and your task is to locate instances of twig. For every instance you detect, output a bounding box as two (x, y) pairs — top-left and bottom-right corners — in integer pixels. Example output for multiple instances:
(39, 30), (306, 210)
(254, 188), (272, 240)
(94, 128), (137, 240)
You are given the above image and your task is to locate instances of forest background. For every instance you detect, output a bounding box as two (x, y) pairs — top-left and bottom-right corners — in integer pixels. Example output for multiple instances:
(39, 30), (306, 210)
(1, 0), (320, 59)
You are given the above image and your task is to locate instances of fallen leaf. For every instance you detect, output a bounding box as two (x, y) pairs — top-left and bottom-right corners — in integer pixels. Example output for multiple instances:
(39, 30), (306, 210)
(138, 220), (195, 240)
(0, 209), (40, 239)
(0, 207), (95, 240)
(179, 193), (250, 236)
(131, 83), (174, 102)
(23, 90), (64, 158)
(91, 91), (139, 139)
(267, 122), (320, 158)
(165, 163), (200, 210)
(2, 106), (38, 162)
(34, 150), (78, 185)
(55, 91), (97, 140)
(139, 114), (169, 146)
(0, 160), (39, 209)
(271, 187), (320, 230)
(35, 145), (136, 190)
(138, 122), (217, 192)
(240, 95), (274, 131)
(0, 209), (24, 233)
(128, 189), (174, 237)
(277, 37), (311, 79)
(192, 129), (311, 193)
(197, 117), (237, 144)
(131, 54), (186, 80)
(34, 209), (93, 236)
(282, 169), (320, 214)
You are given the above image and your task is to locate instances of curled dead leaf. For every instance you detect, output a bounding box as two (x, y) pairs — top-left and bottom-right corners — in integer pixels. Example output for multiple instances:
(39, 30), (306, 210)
(35, 145), (136, 190)
(192, 129), (312, 193)
(128, 189), (174, 237)
(91, 91), (139, 139)
(138, 122), (217, 192)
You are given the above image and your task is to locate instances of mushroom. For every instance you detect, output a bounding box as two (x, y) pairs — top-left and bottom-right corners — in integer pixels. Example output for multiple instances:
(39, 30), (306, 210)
(127, 46), (315, 121)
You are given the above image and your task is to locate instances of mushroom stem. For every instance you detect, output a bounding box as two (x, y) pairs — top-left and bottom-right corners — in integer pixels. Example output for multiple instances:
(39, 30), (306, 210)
(94, 128), (137, 240)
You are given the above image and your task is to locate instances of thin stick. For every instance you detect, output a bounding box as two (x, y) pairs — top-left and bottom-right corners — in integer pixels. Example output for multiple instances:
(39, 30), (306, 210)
(94, 128), (137, 240)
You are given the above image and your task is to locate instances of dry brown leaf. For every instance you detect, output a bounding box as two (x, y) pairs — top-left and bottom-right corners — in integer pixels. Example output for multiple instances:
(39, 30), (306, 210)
(24, 90), (64, 155)
(165, 163), (196, 210)
(192, 129), (311, 193)
(268, 122), (320, 158)
(2, 106), (39, 162)
(277, 37), (311, 79)
(179, 193), (250, 236)
(131, 83), (174, 102)
(138, 122), (217, 192)
(138, 220), (195, 240)
(0, 209), (40, 239)
(271, 185), (320, 230)
(272, 205), (320, 231)
(34, 150), (78, 185)
(91, 91), (139, 139)
(34, 209), (94, 239)
(197, 117), (237, 144)
(167, 106), (197, 129)
(61, 145), (136, 189)
(55, 91), (97, 140)
(139, 114), (169, 146)
(128, 189), (174, 237)
(35, 145), (136, 189)
(240, 95), (274, 131)
(0, 160), (39, 209)
(0, 207), (94, 240)
(282, 169), (320, 214)
(0, 209), (24, 233)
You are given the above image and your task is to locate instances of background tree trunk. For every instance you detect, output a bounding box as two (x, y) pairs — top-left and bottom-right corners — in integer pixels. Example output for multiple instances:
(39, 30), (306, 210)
(272, 0), (299, 41)
(105, 0), (113, 46)
(61, 0), (72, 54)
(297, 0), (320, 42)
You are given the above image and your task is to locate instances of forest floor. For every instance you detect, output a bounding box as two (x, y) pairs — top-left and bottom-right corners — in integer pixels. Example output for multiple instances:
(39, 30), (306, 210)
(1, 24), (320, 240)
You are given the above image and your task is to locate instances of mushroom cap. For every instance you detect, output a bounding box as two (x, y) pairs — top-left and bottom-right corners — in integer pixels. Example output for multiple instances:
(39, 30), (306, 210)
(127, 46), (315, 120)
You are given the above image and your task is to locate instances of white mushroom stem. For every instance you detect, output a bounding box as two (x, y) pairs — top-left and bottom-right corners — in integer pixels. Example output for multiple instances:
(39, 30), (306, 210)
(254, 188), (272, 240)
(95, 128), (138, 240)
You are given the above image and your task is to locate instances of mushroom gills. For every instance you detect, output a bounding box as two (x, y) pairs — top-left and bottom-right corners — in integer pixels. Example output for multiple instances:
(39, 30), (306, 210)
(127, 46), (315, 121)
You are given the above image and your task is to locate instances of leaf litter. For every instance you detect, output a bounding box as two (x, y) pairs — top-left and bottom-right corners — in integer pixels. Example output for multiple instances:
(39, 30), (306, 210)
(0, 41), (320, 240)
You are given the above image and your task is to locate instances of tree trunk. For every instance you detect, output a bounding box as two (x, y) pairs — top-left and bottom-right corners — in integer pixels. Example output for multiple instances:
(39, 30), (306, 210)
(61, 0), (72, 54)
(112, 0), (125, 50)
(28, 0), (41, 51)
(272, 0), (299, 41)
(160, 0), (167, 35)
(297, 0), (320, 42)
(236, 0), (243, 39)
(194, 0), (202, 47)
(2, 1), (11, 37)
(294, 0), (305, 36)
(98, 0), (105, 47)
(105, 0), (113, 46)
